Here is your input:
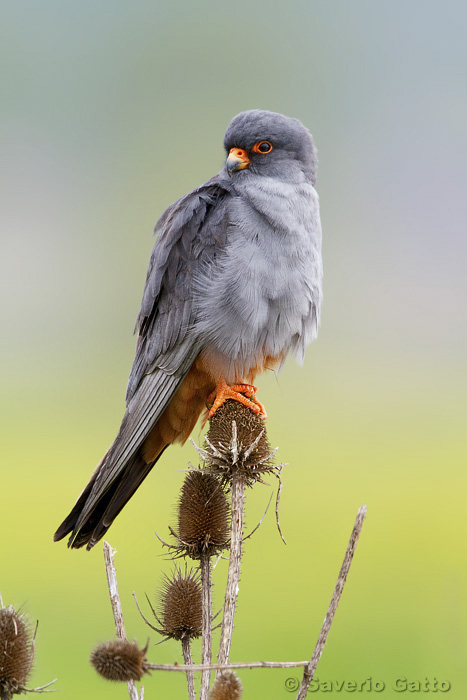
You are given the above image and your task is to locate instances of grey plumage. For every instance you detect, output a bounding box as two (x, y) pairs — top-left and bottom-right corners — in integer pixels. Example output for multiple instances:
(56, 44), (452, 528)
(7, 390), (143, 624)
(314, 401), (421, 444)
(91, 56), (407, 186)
(194, 174), (322, 379)
(127, 182), (231, 398)
(54, 109), (323, 549)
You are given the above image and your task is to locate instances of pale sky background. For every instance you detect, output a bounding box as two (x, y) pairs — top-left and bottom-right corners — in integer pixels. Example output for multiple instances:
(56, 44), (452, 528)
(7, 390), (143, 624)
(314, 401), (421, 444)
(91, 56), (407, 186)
(1, 2), (466, 698)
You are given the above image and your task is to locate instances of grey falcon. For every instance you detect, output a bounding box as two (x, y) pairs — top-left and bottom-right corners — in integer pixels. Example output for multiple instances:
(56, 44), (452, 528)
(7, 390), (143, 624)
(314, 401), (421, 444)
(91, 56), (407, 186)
(54, 109), (323, 550)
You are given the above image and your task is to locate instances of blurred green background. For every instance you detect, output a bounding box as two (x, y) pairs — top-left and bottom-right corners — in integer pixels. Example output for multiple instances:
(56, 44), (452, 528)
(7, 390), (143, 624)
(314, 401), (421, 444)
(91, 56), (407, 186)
(1, 1), (466, 697)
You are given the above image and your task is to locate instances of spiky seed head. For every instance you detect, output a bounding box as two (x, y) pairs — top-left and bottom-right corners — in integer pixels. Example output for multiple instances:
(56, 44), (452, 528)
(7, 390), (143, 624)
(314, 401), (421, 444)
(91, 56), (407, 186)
(208, 400), (270, 463)
(209, 671), (243, 700)
(178, 471), (229, 558)
(90, 639), (149, 682)
(0, 605), (34, 697)
(158, 568), (202, 641)
(205, 401), (275, 483)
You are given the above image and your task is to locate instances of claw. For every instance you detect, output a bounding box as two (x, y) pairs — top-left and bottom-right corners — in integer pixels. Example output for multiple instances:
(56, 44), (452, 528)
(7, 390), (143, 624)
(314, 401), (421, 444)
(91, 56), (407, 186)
(208, 380), (267, 420)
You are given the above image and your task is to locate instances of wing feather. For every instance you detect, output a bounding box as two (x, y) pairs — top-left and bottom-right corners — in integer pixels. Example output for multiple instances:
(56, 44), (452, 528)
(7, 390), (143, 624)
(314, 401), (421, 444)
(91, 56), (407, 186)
(126, 179), (231, 402)
(56, 176), (232, 547)
(71, 369), (182, 536)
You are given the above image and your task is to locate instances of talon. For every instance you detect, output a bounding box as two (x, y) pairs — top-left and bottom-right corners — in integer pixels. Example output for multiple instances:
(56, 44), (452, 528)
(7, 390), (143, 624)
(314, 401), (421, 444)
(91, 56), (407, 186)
(208, 380), (267, 420)
(230, 383), (258, 398)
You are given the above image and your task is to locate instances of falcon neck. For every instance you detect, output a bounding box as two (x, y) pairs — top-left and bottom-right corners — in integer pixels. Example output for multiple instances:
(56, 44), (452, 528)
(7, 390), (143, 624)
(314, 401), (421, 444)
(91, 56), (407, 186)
(230, 175), (319, 241)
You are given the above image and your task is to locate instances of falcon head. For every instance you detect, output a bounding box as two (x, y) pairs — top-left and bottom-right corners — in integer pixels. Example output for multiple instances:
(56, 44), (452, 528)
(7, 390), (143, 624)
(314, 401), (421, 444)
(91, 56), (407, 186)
(223, 109), (317, 185)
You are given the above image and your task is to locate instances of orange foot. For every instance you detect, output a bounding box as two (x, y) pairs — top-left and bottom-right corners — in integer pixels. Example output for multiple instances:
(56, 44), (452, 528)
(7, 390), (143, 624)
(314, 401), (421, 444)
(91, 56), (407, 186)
(208, 379), (267, 420)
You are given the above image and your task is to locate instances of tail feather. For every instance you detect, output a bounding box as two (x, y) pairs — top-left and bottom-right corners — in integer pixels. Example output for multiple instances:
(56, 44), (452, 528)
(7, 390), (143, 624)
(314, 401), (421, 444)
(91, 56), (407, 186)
(54, 358), (209, 550)
(90, 446), (168, 548)
(53, 445), (167, 550)
(53, 449), (109, 544)
(53, 367), (187, 550)
(53, 474), (98, 544)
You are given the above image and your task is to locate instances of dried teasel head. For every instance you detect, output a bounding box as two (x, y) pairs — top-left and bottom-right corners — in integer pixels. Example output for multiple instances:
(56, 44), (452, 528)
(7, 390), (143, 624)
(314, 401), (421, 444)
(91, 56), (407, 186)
(0, 605), (34, 698)
(174, 471), (229, 558)
(90, 639), (149, 682)
(198, 400), (279, 485)
(152, 567), (202, 641)
(209, 671), (243, 700)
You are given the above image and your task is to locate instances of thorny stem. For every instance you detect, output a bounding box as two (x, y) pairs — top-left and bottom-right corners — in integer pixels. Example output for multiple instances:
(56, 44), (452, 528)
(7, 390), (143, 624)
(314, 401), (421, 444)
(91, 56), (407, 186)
(103, 541), (143, 700)
(199, 553), (212, 700)
(145, 660), (312, 671)
(217, 472), (245, 674)
(295, 505), (367, 700)
(181, 637), (196, 700)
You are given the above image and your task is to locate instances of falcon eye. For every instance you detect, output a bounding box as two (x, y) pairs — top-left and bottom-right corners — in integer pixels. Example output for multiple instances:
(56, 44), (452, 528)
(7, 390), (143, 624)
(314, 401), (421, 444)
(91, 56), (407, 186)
(253, 141), (273, 154)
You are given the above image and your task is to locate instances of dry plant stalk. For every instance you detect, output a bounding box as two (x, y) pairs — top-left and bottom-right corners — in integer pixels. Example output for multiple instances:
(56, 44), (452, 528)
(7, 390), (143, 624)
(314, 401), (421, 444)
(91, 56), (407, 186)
(217, 470), (245, 672)
(134, 566), (202, 698)
(160, 568), (201, 700)
(103, 542), (144, 700)
(181, 638), (196, 700)
(136, 503), (367, 680)
(197, 400), (279, 678)
(164, 469), (229, 700)
(295, 505), (367, 700)
(199, 554), (212, 700)
(97, 403), (367, 700)
(145, 660), (310, 672)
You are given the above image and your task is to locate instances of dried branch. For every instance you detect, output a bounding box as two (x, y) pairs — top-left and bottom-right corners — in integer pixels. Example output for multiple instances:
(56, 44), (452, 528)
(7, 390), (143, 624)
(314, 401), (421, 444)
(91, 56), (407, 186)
(216, 470), (245, 673)
(145, 660), (310, 671)
(135, 504), (366, 686)
(103, 542), (143, 700)
(295, 505), (367, 700)
(96, 404), (366, 700)
(181, 638), (196, 700)
(21, 679), (57, 693)
(275, 468), (287, 544)
(199, 401), (284, 681)
(199, 554), (212, 700)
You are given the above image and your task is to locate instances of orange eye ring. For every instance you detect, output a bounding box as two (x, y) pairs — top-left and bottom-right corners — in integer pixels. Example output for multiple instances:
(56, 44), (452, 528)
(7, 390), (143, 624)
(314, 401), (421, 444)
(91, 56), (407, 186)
(253, 141), (273, 154)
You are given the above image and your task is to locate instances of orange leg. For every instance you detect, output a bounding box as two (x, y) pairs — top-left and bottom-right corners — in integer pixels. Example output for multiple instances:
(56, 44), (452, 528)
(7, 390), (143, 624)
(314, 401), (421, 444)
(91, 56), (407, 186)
(208, 379), (267, 420)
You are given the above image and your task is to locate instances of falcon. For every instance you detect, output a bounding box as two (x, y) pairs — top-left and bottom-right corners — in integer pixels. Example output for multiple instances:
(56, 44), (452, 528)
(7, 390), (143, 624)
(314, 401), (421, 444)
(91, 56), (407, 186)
(54, 109), (323, 550)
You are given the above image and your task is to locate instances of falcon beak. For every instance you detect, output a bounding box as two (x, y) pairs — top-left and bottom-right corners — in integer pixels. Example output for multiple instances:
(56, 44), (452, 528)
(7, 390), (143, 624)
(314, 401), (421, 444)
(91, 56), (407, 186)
(226, 147), (250, 176)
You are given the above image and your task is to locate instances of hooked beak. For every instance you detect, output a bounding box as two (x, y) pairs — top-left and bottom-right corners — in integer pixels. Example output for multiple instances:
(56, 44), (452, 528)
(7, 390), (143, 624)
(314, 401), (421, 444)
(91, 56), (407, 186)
(226, 147), (250, 176)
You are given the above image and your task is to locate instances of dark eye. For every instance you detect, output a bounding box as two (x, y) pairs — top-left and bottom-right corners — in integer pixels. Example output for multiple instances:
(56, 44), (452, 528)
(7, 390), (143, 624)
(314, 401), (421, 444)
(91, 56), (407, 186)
(253, 141), (273, 154)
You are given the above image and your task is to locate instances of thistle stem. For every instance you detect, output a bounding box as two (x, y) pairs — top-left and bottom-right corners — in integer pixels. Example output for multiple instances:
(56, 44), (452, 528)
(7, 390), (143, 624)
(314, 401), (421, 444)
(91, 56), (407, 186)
(181, 637), (196, 700)
(103, 541), (142, 700)
(146, 659), (312, 671)
(295, 505), (367, 700)
(217, 472), (245, 674)
(199, 553), (212, 700)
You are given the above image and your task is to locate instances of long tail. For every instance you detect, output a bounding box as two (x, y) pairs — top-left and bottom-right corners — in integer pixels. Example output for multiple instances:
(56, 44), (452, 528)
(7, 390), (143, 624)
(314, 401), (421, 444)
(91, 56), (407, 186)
(53, 442), (167, 550)
(54, 360), (211, 550)
(53, 367), (183, 550)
